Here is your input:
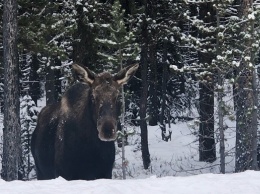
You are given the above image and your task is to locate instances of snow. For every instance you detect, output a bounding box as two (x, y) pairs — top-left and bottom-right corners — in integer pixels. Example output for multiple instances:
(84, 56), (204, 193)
(0, 171), (260, 194)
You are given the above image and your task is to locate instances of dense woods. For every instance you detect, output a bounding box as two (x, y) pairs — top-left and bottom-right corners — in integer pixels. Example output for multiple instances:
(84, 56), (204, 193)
(1, 0), (260, 180)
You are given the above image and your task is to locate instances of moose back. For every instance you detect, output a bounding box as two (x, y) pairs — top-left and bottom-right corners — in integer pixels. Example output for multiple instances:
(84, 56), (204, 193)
(31, 63), (139, 180)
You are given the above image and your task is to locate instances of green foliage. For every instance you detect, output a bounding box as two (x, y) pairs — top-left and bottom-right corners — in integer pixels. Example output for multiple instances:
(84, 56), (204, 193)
(95, 0), (139, 71)
(18, 0), (75, 59)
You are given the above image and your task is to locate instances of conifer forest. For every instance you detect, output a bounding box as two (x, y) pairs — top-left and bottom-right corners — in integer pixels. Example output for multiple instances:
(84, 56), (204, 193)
(1, 0), (260, 181)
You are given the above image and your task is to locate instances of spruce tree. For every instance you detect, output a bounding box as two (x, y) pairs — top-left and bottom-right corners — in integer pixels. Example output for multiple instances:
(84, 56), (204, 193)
(95, 0), (139, 71)
(19, 95), (38, 180)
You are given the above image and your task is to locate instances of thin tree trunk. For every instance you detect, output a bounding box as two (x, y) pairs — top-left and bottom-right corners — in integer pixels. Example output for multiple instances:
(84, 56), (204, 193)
(160, 39), (168, 140)
(139, 8), (151, 169)
(218, 74), (225, 173)
(216, 6), (225, 174)
(2, 0), (21, 181)
(148, 0), (158, 126)
(199, 81), (216, 162)
(148, 42), (158, 126)
(198, 2), (216, 163)
(251, 61), (258, 170)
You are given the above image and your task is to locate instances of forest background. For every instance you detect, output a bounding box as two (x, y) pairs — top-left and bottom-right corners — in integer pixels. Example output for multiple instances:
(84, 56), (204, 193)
(1, 0), (260, 181)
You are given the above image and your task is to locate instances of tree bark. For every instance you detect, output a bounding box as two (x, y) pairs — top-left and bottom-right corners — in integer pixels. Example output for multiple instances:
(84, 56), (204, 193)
(148, 0), (158, 126)
(199, 81), (216, 162)
(235, 66), (256, 172)
(2, 0), (21, 181)
(139, 5), (151, 169)
(148, 42), (158, 126)
(160, 39), (169, 141)
(235, 0), (258, 172)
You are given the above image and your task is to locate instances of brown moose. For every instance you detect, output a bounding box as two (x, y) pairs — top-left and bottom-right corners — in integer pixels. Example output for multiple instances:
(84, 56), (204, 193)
(31, 63), (139, 180)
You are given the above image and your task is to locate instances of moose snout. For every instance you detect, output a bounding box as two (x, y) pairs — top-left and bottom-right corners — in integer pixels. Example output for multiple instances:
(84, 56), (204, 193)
(97, 119), (117, 141)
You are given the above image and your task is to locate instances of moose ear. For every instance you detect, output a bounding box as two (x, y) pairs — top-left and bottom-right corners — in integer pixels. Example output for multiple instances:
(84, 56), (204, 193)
(72, 63), (96, 85)
(114, 64), (139, 85)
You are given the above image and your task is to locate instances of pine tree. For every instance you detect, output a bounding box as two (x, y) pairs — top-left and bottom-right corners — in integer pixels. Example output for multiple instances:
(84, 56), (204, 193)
(157, 0), (189, 140)
(18, 52), (39, 179)
(95, 0), (139, 71)
(212, 0), (260, 172)
(18, 0), (76, 105)
(19, 95), (38, 180)
(196, 2), (217, 163)
(18, 0), (72, 58)
(72, 0), (106, 70)
(169, 1), (218, 162)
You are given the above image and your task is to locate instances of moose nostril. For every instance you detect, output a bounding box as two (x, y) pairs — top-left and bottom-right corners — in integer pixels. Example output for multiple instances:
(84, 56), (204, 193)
(102, 123), (115, 133)
(100, 122), (117, 139)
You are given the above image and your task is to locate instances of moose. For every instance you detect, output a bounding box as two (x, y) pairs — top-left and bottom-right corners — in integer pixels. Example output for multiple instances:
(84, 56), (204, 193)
(31, 63), (139, 180)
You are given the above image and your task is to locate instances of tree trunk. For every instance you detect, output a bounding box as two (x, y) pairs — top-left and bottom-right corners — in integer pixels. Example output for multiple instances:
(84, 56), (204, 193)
(1, 0), (21, 181)
(199, 81), (216, 162)
(251, 59), (258, 170)
(235, 0), (257, 172)
(198, 2), (216, 163)
(160, 39), (169, 141)
(216, 6), (225, 173)
(148, 42), (158, 126)
(235, 66), (256, 172)
(148, 0), (158, 126)
(139, 7), (151, 169)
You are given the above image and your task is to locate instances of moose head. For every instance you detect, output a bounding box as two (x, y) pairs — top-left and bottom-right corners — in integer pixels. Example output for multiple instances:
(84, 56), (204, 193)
(72, 63), (139, 141)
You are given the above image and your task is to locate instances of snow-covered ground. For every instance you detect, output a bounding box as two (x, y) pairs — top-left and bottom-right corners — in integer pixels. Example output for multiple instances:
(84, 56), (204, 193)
(0, 171), (260, 194)
(113, 121), (236, 179)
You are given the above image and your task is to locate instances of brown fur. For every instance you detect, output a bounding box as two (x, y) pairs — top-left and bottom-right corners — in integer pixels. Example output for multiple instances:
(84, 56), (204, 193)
(31, 64), (139, 180)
